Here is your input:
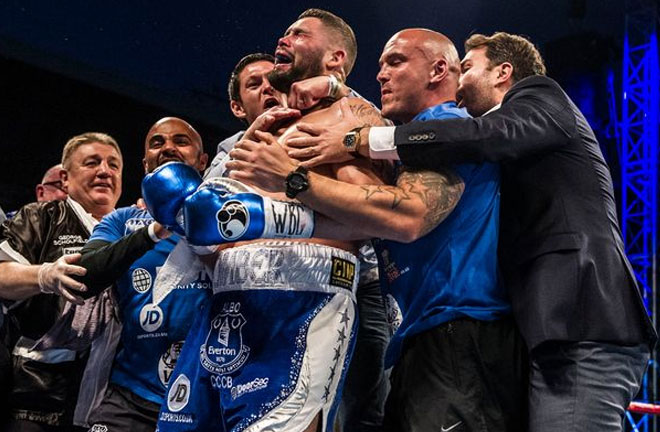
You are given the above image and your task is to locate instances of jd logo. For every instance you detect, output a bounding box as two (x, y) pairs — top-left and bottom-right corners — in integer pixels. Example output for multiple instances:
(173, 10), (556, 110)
(140, 303), (163, 332)
(200, 312), (250, 374)
(167, 374), (190, 412)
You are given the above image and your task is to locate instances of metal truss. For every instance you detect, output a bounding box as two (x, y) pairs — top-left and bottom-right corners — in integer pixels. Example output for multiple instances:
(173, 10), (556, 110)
(622, 6), (659, 432)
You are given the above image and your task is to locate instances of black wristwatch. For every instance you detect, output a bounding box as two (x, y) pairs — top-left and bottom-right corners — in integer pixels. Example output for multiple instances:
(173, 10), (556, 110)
(285, 166), (309, 199)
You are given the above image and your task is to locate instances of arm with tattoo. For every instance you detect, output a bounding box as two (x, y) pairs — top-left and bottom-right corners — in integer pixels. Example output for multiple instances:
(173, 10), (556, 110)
(306, 166), (464, 243)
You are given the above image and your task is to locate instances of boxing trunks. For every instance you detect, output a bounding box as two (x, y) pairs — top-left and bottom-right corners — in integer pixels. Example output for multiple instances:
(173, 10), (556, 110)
(157, 241), (359, 432)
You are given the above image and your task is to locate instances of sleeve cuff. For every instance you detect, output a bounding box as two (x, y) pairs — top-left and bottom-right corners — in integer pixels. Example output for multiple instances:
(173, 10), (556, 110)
(368, 126), (400, 161)
(147, 223), (162, 243)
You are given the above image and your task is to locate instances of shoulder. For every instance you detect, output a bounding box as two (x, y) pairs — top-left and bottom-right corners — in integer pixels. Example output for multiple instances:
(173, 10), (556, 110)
(507, 75), (567, 102)
(92, 206), (149, 241)
(10, 200), (62, 224)
(99, 206), (141, 224)
(345, 97), (387, 126)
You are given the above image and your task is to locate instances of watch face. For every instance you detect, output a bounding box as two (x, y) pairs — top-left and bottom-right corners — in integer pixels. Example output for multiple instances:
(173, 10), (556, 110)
(288, 173), (306, 190)
(344, 133), (357, 149)
(285, 170), (309, 198)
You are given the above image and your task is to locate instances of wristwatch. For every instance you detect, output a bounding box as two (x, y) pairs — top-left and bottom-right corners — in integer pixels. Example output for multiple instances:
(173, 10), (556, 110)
(343, 125), (367, 156)
(285, 166), (310, 199)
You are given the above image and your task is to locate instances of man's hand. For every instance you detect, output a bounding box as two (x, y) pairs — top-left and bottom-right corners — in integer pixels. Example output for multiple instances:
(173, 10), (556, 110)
(135, 198), (147, 209)
(37, 254), (87, 305)
(226, 131), (297, 193)
(284, 98), (362, 167)
(244, 107), (301, 141)
(153, 222), (172, 240)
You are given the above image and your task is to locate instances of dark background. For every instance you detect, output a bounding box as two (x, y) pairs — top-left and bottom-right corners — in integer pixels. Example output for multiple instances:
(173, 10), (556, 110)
(0, 0), (642, 210)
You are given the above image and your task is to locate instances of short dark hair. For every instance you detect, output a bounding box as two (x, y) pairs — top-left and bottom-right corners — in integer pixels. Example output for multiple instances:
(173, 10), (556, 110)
(465, 32), (546, 83)
(227, 53), (275, 102)
(298, 8), (357, 77)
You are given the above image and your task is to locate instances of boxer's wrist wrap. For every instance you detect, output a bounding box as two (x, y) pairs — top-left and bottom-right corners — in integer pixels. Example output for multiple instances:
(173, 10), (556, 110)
(263, 199), (315, 239)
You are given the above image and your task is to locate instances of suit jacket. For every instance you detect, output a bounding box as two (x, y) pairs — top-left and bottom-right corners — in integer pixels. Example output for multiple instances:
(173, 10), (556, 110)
(395, 75), (656, 350)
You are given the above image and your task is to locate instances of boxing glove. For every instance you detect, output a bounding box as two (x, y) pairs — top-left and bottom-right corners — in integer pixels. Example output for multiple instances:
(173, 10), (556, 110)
(183, 178), (315, 246)
(141, 162), (203, 234)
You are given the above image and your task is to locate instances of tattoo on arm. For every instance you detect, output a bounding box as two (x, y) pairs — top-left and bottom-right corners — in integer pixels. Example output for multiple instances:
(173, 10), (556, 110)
(359, 167), (464, 235)
(348, 100), (387, 126)
(399, 167), (464, 235)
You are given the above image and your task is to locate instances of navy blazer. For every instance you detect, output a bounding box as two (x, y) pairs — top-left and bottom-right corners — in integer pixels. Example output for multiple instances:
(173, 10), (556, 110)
(395, 75), (656, 350)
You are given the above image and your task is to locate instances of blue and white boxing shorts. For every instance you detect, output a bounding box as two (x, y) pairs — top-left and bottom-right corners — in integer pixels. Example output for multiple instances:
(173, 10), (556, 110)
(157, 241), (359, 432)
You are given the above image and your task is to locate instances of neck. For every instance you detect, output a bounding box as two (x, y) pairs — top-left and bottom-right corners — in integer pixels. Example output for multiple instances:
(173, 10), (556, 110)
(70, 195), (112, 221)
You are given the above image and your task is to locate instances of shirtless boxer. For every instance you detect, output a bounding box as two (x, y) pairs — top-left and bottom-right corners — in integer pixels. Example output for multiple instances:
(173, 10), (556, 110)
(153, 9), (386, 432)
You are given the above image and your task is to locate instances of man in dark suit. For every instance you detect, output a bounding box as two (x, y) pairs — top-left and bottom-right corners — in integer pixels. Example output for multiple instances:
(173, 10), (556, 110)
(283, 31), (656, 432)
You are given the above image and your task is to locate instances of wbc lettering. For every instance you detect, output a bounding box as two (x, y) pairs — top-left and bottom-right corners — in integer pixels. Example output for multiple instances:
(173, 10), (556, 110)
(271, 202), (306, 236)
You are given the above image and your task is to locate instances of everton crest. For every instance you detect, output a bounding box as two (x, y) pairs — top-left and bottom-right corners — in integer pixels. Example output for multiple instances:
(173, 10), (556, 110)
(200, 312), (250, 374)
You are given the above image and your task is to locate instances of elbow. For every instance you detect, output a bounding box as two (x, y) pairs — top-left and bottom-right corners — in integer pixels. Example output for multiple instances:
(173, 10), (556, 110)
(387, 217), (426, 243)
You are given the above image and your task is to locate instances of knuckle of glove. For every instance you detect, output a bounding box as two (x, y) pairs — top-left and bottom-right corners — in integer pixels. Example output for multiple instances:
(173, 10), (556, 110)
(142, 162), (202, 233)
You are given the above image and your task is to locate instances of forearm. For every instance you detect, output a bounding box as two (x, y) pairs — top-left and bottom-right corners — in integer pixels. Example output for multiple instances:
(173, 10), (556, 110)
(0, 261), (41, 300)
(394, 101), (572, 166)
(312, 213), (371, 241)
(77, 226), (156, 297)
(299, 172), (427, 243)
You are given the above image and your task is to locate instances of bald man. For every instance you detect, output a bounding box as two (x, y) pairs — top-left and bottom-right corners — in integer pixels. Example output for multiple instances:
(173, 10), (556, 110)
(228, 29), (526, 432)
(73, 117), (212, 432)
(36, 164), (68, 202)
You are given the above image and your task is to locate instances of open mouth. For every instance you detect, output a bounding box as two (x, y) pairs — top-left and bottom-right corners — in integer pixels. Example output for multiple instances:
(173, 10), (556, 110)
(274, 51), (293, 68)
(158, 156), (183, 165)
(263, 97), (281, 110)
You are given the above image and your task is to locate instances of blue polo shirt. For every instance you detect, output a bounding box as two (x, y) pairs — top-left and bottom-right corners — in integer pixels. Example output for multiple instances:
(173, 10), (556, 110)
(374, 102), (510, 367)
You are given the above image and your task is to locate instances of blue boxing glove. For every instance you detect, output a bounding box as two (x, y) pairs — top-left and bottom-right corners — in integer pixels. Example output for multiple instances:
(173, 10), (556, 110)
(183, 178), (315, 246)
(141, 162), (202, 234)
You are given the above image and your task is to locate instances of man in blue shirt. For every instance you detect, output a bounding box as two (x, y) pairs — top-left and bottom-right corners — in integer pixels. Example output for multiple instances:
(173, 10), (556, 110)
(76, 117), (212, 431)
(227, 29), (526, 432)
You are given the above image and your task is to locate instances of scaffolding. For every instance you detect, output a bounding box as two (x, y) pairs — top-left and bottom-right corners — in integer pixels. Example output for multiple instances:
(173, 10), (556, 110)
(621, 5), (659, 432)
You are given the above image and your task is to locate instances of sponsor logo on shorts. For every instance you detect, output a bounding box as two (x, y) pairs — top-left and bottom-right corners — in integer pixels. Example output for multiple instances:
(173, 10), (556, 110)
(210, 374), (233, 389)
(200, 308), (250, 374)
(159, 412), (193, 424)
(216, 200), (249, 241)
(159, 341), (184, 386)
(167, 374), (190, 412)
(132, 267), (152, 293)
(139, 303), (164, 332)
(215, 249), (285, 287)
(90, 425), (108, 432)
(125, 217), (151, 234)
(329, 257), (355, 289)
(231, 376), (269, 400)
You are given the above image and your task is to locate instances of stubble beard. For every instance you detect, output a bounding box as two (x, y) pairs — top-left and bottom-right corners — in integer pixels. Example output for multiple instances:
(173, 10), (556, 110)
(267, 53), (325, 94)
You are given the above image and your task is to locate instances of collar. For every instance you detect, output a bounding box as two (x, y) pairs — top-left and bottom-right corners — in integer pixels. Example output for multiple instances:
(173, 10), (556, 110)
(66, 197), (101, 234)
(483, 103), (502, 116)
(413, 101), (469, 122)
